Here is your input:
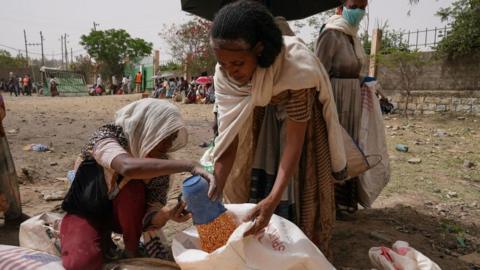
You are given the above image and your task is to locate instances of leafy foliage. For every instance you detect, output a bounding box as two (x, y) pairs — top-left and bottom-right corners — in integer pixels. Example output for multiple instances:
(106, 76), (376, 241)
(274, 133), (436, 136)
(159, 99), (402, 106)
(80, 29), (152, 79)
(380, 30), (410, 54)
(0, 50), (27, 68)
(436, 0), (480, 58)
(291, 11), (336, 49)
(70, 55), (95, 83)
(379, 50), (429, 116)
(160, 18), (216, 76)
(361, 23), (410, 55)
(160, 61), (182, 72)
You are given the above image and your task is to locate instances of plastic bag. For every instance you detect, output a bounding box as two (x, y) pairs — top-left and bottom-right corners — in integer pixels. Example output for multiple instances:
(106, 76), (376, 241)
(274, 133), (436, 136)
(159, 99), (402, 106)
(61, 159), (112, 219)
(19, 212), (64, 256)
(172, 204), (335, 270)
(369, 241), (441, 270)
(358, 83), (390, 207)
(199, 146), (214, 173)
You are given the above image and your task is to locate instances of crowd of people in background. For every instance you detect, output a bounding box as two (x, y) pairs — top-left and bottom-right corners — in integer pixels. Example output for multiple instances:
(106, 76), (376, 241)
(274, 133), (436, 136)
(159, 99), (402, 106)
(89, 74), (133, 96)
(0, 72), (39, 97)
(87, 72), (215, 106)
(152, 75), (215, 105)
(1, 70), (216, 104)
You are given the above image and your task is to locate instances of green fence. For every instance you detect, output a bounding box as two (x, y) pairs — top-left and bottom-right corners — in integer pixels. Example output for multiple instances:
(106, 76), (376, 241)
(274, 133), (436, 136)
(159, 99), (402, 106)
(42, 69), (88, 96)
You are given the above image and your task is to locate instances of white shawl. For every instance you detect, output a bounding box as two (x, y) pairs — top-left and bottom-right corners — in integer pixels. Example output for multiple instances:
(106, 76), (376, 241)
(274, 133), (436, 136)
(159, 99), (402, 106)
(115, 98), (188, 158)
(324, 15), (367, 63)
(213, 36), (347, 173)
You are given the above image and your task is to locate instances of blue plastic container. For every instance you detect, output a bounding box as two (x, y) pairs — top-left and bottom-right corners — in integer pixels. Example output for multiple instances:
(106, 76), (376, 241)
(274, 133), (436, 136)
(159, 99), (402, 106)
(182, 175), (226, 225)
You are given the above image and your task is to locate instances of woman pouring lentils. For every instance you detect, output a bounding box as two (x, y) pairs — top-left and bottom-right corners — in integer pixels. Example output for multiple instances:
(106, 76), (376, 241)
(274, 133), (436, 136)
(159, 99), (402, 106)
(315, 0), (370, 217)
(208, 0), (365, 258)
(60, 99), (213, 270)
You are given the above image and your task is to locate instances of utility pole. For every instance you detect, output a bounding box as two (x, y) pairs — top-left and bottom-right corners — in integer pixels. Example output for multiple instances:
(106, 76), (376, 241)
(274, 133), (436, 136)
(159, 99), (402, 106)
(23, 30), (29, 67)
(60, 35), (64, 68)
(64, 34), (68, 69)
(368, 28), (383, 77)
(93, 21), (99, 31)
(40, 31), (45, 66)
(70, 48), (73, 64)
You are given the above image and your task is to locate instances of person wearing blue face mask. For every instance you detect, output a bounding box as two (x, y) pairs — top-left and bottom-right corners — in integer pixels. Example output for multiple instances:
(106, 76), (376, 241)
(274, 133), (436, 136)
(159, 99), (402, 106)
(314, 0), (369, 218)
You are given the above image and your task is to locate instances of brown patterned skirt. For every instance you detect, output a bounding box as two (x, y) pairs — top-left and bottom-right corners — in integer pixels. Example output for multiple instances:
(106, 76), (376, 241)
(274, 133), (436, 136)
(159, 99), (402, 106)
(250, 91), (336, 258)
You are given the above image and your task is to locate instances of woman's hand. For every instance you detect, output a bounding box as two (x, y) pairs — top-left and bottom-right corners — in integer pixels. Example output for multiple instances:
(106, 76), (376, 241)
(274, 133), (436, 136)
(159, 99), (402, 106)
(151, 207), (171, 229)
(207, 168), (225, 201)
(151, 202), (191, 228)
(169, 201), (191, 223)
(243, 196), (278, 236)
(242, 119), (307, 236)
(189, 163), (222, 200)
(190, 164), (214, 183)
(207, 175), (224, 201)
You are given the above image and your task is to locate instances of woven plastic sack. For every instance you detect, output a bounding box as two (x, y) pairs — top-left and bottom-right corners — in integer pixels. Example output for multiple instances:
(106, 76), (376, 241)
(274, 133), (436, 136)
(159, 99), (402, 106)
(0, 244), (63, 270)
(369, 241), (441, 270)
(172, 204), (334, 270)
(19, 212), (63, 256)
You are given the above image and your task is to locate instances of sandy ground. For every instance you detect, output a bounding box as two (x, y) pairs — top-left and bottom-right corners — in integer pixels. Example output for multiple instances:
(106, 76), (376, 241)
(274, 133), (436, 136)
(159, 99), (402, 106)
(0, 93), (479, 269)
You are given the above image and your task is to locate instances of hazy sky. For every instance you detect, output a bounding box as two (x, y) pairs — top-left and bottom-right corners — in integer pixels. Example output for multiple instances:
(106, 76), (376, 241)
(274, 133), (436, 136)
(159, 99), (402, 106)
(0, 0), (454, 61)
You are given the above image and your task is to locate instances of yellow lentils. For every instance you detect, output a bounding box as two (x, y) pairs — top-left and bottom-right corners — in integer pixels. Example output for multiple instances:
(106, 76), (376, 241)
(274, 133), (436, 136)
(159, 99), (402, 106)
(196, 211), (238, 253)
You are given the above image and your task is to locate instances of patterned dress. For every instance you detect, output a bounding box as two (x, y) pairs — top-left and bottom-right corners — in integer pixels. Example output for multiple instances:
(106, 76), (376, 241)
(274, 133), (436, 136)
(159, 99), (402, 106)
(0, 94), (22, 219)
(248, 88), (336, 258)
(80, 124), (172, 260)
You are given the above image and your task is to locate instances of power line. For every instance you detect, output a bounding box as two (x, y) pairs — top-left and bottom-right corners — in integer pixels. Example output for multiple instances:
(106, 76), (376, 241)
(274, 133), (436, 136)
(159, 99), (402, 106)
(0, 43), (84, 56)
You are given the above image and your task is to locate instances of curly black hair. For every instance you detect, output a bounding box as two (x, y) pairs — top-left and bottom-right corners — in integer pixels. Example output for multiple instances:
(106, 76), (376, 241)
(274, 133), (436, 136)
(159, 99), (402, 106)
(210, 0), (283, 68)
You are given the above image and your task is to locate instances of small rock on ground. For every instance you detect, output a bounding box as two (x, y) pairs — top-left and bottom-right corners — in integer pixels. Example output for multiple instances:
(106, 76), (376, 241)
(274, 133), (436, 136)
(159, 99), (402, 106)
(463, 160), (476, 169)
(408, 158), (422, 164)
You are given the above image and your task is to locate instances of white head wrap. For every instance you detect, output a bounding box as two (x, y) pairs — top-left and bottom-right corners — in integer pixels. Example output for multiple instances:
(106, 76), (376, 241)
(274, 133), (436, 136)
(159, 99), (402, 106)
(115, 98), (188, 158)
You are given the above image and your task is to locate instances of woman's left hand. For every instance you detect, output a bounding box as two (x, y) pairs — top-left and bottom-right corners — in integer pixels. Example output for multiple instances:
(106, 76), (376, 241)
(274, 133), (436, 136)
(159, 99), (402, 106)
(169, 201), (191, 223)
(243, 197), (278, 236)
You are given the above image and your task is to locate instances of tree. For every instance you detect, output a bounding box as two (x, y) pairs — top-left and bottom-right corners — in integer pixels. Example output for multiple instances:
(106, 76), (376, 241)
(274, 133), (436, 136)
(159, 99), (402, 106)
(80, 29), (152, 80)
(160, 61), (182, 72)
(436, 0), (480, 58)
(0, 50), (27, 68)
(292, 11), (335, 49)
(70, 55), (95, 84)
(160, 18), (216, 77)
(361, 26), (410, 55)
(379, 50), (429, 117)
(358, 13), (410, 55)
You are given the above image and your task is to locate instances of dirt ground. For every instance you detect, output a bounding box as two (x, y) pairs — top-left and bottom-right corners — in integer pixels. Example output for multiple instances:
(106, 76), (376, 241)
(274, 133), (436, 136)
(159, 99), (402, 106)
(0, 93), (479, 269)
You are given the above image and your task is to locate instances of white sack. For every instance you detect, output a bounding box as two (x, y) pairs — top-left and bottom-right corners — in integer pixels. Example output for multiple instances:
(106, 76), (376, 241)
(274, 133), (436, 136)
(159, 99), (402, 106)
(172, 204), (335, 270)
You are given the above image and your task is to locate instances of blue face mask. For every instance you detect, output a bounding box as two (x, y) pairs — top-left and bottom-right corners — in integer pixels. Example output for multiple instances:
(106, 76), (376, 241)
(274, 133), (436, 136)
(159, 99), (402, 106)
(342, 6), (366, 27)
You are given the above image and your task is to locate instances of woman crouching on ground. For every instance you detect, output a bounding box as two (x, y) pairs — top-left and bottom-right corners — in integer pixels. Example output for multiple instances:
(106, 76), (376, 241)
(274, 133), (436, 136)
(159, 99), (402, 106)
(60, 98), (213, 270)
